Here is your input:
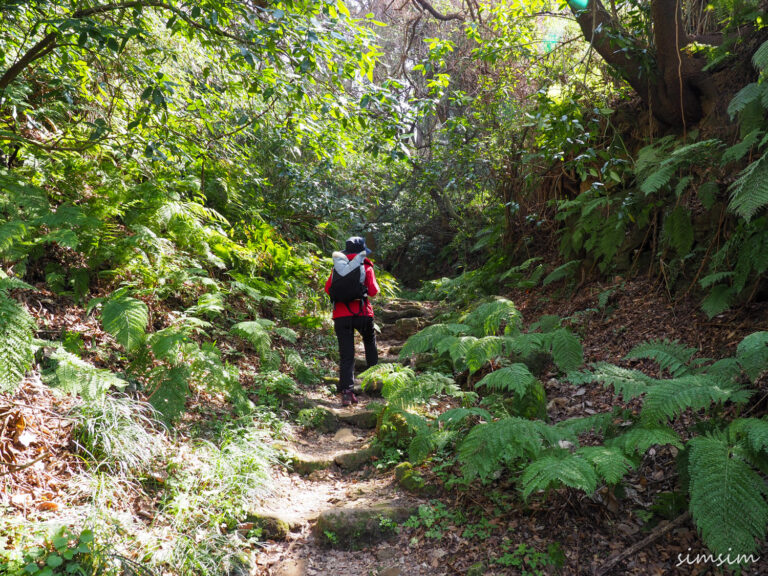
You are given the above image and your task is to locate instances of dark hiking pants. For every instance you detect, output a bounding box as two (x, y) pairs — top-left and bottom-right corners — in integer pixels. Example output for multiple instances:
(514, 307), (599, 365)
(334, 315), (378, 393)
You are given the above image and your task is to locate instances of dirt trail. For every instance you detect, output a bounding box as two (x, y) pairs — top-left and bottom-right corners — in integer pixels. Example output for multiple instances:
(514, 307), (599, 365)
(253, 299), (443, 576)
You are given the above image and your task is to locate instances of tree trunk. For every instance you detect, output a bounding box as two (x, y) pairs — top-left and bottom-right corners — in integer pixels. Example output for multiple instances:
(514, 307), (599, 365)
(569, 0), (713, 128)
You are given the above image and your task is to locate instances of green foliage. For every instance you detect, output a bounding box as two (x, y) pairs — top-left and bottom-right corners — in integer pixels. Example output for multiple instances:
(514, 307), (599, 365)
(94, 290), (149, 352)
(607, 425), (683, 455)
(40, 348), (127, 401)
(736, 331), (768, 381)
(521, 450), (598, 498)
(662, 206), (694, 257)
(640, 375), (738, 425)
(400, 300), (582, 376)
(475, 364), (537, 396)
(70, 394), (166, 476)
(231, 320), (273, 359)
(688, 434), (768, 556)
(492, 541), (564, 575)
(9, 526), (99, 576)
(462, 298), (521, 336)
(398, 323), (470, 358)
(163, 423), (275, 569)
(625, 339), (698, 377)
(0, 293), (35, 394)
(457, 417), (562, 481)
(542, 260), (580, 287)
(285, 349), (321, 385)
(728, 152), (768, 221)
(147, 365), (190, 422)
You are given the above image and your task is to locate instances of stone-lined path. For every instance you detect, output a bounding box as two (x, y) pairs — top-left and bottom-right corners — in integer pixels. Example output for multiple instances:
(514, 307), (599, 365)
(251, 299), (443, 576)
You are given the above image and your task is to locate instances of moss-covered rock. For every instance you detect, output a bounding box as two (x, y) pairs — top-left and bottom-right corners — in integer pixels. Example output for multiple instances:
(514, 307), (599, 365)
(336, 407), (379, 429)
(394, 462), (434, 495)
(335, 444), (382, 470)
(394, 317), (423, 340)
(290, 454), (333, 475)
(377, 411), (415, 447)
(296, 406), (339, 432)
(243, 512), (292, 541)
(314, 502), (414, 549)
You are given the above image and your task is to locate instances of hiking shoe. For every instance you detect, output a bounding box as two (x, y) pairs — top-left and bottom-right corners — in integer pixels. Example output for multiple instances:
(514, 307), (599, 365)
(341, 390), (358, 407)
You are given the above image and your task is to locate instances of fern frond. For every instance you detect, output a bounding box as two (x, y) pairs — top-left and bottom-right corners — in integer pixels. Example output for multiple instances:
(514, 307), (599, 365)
(554, 411), (618, 437)
(0, 272), (34, 293)
(730, 418), (768, 454)
(662, 206), (694, 256)
(753, 40), (768, 70)
(569, 362), (653, 401)
(722, 129), (763, 165)
(727, 82), (762, 119)
(448, 336), (478, 368)
(699, 271), (734, 289)
(462, 298), (520, 336)
(728, 151), (768, 221)
(551, 328), (583, 373)
(360, 363), (415, 396)
(42, 348), (127, 401)
(625, 339), (697, 377)
(148, 365), (191, 422)
(387, 372), (455, 410)
(148, 327), (194, 364)
(577, 446), (634, 484)
(505, 331), (548, 358)
(701, 284), (735, 318)
(542, 260), (580, 286)
(475, 364), (537, 396)
(688, 434), (768, 556)
(274, 327), (298, 344)
(408, 427), (449, 464)
(640, 163), (677, 195)
(437, 407), (493, 428)
(100, 292), (149, 352)
(608, 425), (683, 455)
(187, 292), (224, 317)
(521, 450), (598, 499)
(399, 323), (469, 358)
(231, 320), (273, 358)
(464, 336), (504, 373)
(0, 296), (35, 393)
(736, 331), (768, 381)
(0, 220), (27, 253)
(640, 375), (732, 425)
(458, 417), (558, 480)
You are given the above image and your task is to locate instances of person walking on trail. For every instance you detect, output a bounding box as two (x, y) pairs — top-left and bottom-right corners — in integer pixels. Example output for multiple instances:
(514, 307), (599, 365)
(325, 236), (379, 407)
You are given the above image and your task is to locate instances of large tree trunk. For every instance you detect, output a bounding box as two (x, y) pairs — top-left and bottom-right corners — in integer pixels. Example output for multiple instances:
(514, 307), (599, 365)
(569, 0), (713, 128)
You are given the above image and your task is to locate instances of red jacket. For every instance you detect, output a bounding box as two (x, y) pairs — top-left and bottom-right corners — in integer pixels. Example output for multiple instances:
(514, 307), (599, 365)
(324, 253), (379, 319)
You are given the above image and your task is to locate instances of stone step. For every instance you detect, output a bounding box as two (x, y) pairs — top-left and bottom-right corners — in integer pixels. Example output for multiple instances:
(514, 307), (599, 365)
(293, 399), (381, 431)
(378, 306), (428, 323)
(313, 500), (416, 549)
(378, 317), (425, 341)
(354, 355), (404, 371)
(289, 442), (380, 476)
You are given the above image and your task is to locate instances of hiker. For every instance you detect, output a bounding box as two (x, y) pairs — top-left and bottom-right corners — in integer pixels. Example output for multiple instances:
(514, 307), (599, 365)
(325, 236), (379, 406)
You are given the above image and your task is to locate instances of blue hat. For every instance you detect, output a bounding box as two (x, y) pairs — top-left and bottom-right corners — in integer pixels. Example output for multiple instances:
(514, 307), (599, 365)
(345, 236), (371, 255)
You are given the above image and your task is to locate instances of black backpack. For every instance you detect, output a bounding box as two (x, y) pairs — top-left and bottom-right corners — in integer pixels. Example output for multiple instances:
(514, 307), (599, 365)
(329, 262), (367, 308)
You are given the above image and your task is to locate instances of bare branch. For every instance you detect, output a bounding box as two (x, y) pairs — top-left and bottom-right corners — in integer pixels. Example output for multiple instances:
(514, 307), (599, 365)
(410, 0), (464, 22)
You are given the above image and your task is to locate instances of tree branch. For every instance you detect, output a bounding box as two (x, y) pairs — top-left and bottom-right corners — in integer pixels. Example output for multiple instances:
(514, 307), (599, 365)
(410, 0), (464, 22)
(0, 1), (254, 94)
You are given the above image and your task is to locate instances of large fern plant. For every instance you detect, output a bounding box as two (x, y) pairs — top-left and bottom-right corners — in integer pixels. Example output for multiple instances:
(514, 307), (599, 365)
(399, 298), (583, 375)
(0, 276), (36, 394)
